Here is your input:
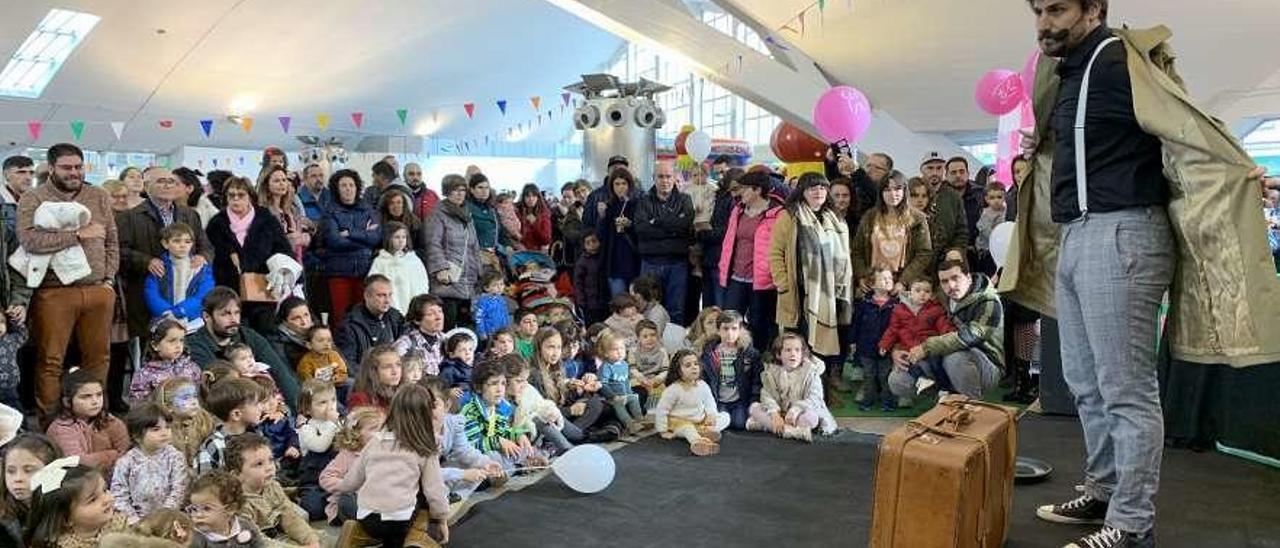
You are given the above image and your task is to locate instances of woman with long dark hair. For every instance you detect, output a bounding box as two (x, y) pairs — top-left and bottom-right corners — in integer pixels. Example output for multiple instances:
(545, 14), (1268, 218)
(851, 171), (933, 295)
(260, 165), (313, 262)
(516, 183), (552, 252)
(768, 172), (854, 361)
(597, 167), (641, 296)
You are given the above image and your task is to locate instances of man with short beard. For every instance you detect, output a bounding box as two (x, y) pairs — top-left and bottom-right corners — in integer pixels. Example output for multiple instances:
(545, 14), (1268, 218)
(919, 151), (969, 262)
(17, 143), (119, 415)
(297, 163), (329, 223)
(186, 286), (300, 411)
(404, 162), (440, 221)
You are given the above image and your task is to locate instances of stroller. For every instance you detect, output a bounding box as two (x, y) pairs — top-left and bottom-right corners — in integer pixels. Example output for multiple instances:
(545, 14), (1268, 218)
(508, 250), (578, 322)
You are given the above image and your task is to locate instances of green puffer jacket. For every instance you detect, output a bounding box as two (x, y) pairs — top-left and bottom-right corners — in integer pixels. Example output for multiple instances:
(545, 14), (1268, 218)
(924, 273), (1004, 370)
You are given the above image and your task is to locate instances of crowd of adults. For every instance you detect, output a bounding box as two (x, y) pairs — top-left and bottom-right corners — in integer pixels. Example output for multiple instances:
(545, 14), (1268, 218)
(1, 140), (1044, 429)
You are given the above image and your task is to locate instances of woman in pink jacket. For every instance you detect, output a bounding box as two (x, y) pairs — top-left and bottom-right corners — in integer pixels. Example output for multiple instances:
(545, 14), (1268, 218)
(718, 171), (785, 352)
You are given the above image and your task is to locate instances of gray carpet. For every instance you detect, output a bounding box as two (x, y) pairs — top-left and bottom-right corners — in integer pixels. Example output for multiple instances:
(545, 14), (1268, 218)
(449, 416), (1280, 547)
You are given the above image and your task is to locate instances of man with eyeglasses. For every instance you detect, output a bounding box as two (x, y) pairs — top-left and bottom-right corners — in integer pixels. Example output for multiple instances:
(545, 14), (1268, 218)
(118, 166), (213, 346)
(16, 143), (120, 418)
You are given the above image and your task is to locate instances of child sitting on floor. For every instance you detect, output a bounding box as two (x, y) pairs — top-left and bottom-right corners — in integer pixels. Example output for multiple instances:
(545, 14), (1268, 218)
(748, 332), (838, 442)
(225, 433), (318, 547)
(296, 325), (350, 394)
(656, 349), (728, 456)
(699, 311), (762, 430)
(439, 331), (478, 405)
(319, 407), (384, 525)
(129, 318), (202, 405)
(187, 470), (267, 546)
(630, 276), (670, 339)
(296, 380), (341, 521)
(460, 360), (540, 473)
(337, 385), (451, 547)
(150, 377), (214, 464)
(45, 369), (130, 475)
(629, 319), (669, 409)
(196, 378), (264, 475)
(108, 402), (188, 524)
(597, 329), (645, 434)
(421, 377), (505, 501)
(603, 294), (642, 351)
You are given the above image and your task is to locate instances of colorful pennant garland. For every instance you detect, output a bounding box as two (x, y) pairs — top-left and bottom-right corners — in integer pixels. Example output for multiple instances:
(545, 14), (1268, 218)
(199, 119), (214, 137)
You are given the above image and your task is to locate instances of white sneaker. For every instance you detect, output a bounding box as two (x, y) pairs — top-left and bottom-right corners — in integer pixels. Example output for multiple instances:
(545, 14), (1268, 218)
(915, 377), (936, 395)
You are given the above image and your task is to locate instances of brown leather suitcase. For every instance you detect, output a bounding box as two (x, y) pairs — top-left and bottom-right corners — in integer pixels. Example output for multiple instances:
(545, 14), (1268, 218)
(870, 397), (1018, 548)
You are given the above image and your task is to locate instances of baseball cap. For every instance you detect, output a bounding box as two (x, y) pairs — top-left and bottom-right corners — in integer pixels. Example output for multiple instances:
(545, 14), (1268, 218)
(920, 151), (945, 167)
(607, 155), (629, 168)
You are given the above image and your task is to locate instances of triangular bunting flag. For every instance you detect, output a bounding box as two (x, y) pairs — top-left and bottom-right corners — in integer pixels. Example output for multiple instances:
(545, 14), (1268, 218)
(26, 121), (41, 141)
(530, 96), (541, 111)
(158, 120), (174, 129)
(496, 100), (507, 115)
(396, 108), (408, 126)
(561, 92), (572, 106)
(110, 122), (125, 139)
(212, 158), (219, 167)
(240, 117), (254, 133)
(278, 116), (292, 134)
(69, 120), (85, 141)
(316, 114), (331, 130)
(199, 119), (214, 137)
(818, 0), (826, 11)
(464, 103), (476, 119)
(351, 112), (364, 129)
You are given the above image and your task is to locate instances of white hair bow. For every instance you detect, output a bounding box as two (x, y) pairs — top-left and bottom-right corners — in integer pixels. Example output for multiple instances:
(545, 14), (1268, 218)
(31, 456), (81, 495)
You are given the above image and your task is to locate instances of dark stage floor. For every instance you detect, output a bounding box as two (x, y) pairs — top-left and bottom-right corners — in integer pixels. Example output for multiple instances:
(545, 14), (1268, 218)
(449, 416), (1280, 547)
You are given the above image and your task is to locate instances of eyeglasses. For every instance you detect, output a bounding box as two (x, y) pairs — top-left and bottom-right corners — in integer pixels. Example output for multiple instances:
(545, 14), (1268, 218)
(184, 503), (223, 514)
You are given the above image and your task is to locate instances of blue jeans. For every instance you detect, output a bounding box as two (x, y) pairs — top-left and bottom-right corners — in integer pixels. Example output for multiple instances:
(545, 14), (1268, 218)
(640, 258), (688, 325)
(1053, 208), (1174, 534)
(719, 399), (751, 430)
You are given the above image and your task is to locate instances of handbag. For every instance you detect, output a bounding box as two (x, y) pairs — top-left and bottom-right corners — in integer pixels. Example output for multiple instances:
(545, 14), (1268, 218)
(444, 226), (471, 284)
(232, 254), (276, 303)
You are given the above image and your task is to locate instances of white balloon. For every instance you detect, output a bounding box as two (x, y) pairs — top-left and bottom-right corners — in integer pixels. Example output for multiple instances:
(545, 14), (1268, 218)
(551, 444), (616, 494)
(990, 222), (1016, 268)
(686, 130), (712, 163)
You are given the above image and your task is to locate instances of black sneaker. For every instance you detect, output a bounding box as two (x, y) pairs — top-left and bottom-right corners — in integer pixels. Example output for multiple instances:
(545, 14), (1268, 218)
(1065, 526), (1154, 548)
(1036, 494), (1108, 524)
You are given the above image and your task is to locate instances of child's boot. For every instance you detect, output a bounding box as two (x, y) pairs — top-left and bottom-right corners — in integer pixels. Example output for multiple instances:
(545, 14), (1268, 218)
(404, 512), (442, 548)
(782, 425), (813, 443)
(744, 416), (767, 432)
(701, 429), (722, 443)
(690, 438), (720, 456)
(338, 520), (379, 548)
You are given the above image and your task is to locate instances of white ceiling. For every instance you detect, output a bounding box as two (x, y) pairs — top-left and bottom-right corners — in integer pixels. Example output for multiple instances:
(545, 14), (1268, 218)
(732, 0), (1280, 135)
(0, 0), (622, 154)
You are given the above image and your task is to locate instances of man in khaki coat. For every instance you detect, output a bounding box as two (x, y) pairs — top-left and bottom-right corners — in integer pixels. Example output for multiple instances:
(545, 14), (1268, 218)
(1010, 2), (1277, 547)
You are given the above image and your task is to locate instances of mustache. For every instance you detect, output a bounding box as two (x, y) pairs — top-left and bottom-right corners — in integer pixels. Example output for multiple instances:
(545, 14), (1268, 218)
(1038, 28), (1069, 41)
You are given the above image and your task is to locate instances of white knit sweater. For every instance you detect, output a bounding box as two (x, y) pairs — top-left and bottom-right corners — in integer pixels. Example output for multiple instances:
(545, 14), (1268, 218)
(654, 380), (718, 432)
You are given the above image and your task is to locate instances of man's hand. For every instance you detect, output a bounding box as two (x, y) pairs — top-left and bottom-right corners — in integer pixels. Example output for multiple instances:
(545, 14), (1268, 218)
(1018, 128), (1039, 159)
(1247, 166), (1267, 181)
(435, 271), (452, 284)
(568, 401), (586, 416)
(907, 345), (926, 364)
(892, 350), (911, 370)
(6, 306), (25, 325)
(77, 223), (105, 241)
(148, 258), (166, 278)
(191, 255), (207, 270)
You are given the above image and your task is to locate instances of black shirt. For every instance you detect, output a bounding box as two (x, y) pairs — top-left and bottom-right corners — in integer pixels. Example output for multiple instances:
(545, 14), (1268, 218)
(1050, 26), (1168, 223)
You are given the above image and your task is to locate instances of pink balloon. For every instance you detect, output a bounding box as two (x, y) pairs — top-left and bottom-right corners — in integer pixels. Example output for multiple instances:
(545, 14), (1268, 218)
(1020, 49), (1040, 100)
(812, 86), (872, 144)
(975, 69), (1025, 116)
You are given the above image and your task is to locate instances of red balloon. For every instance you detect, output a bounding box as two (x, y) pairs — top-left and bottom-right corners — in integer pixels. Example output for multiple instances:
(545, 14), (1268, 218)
(770, 121), (827, 163)
(674, 127), (691, 156)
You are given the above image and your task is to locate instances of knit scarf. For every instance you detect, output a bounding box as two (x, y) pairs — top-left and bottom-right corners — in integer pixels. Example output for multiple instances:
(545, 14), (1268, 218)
(795, 205), (853, 349)
(228, 207), (255, 247)
(441, 200), (472, 224)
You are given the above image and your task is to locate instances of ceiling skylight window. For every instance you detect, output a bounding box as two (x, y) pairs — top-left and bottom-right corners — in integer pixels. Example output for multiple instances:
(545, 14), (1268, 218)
(0, 9), (100, 98)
